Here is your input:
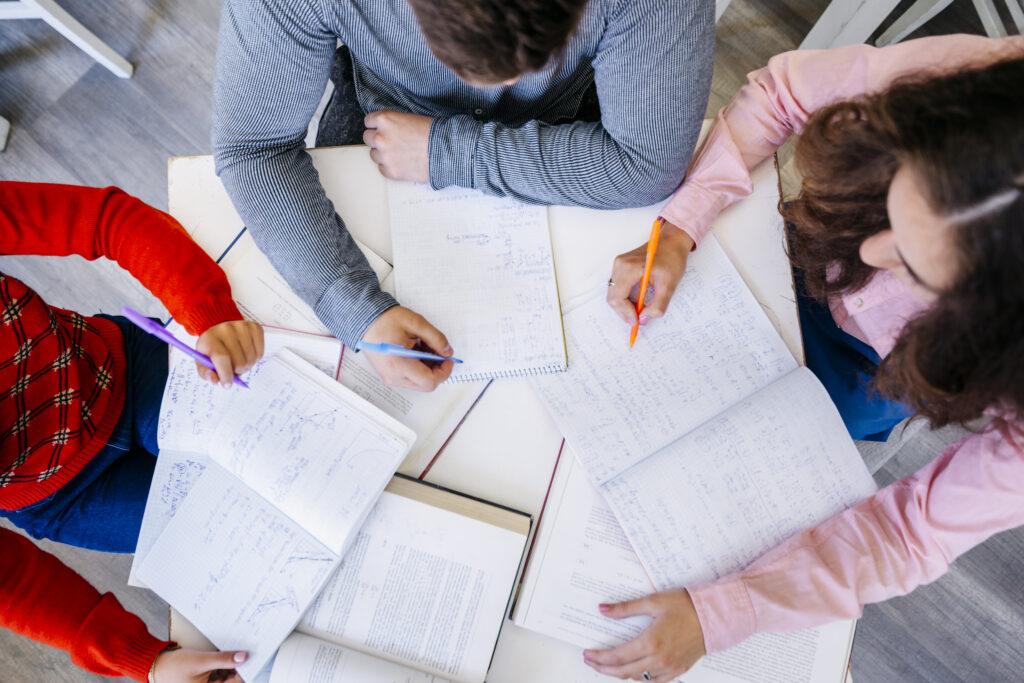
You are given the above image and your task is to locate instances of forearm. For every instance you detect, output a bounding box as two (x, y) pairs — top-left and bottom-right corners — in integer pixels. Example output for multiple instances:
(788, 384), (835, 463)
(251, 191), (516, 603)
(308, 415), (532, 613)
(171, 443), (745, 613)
(430, 0), (713, 210)
(690, 424), (1024, 652)
(215, 146), (397, 346)
(429, 116), (697, 209)
(0, 529), (169, 681)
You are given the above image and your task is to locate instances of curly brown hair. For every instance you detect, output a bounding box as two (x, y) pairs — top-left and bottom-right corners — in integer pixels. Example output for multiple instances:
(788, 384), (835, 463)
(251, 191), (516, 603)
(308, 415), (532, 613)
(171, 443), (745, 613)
(783, 54), (1024, 427)
(407, 0), (588, 83)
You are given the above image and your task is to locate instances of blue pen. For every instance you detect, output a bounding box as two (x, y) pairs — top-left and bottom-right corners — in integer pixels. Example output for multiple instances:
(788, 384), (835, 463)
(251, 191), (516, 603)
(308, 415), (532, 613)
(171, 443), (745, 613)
(121, 307), (250, 388)
(356, 341), (463, 364)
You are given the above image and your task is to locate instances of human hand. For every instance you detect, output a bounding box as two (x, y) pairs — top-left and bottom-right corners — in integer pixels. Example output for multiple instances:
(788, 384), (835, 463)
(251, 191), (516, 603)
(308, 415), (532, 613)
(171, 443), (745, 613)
(152, 647), (248, 683)
(583, 589), (706, 683)
(363, 111), (431, 182)
(607, 221), (694, 327)
(195, 320), (264, 387)
(362, 306), (454, 391)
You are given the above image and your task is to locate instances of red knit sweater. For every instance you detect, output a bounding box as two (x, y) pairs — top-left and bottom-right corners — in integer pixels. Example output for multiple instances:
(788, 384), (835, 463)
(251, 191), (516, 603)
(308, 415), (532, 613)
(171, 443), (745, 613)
(0, 527), (171, 681)
(0, 182), (241, 509)
(0, 181), (244, 678)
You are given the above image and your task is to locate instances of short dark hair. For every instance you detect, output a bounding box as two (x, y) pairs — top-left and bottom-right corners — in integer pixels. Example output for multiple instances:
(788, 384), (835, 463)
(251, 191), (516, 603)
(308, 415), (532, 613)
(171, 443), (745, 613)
(408, 0), (589, 84)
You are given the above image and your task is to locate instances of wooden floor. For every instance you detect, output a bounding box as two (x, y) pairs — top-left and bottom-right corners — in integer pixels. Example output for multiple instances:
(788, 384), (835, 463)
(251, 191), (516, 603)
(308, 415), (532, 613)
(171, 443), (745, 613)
(0, 1), (1019, 681)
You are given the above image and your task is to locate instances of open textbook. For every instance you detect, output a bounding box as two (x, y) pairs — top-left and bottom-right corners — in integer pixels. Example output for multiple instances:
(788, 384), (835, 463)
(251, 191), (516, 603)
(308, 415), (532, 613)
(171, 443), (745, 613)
(514, 453), (858, 683)
(265, 476), (532, 683)
(388, 182), (567, 382)
(136, 347), (416, 679)
(216, 229), (487, 473)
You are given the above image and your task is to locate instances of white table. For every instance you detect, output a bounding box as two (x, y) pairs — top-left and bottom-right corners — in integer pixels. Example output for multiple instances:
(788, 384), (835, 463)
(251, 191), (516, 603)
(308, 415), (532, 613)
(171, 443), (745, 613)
(165, 134), (801, 681)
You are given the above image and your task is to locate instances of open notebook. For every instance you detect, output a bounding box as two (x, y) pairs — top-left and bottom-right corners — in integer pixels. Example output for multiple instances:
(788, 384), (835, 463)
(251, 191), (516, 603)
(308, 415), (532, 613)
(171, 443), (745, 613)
(216, 229), (487, 474)
(530, 234), (877, 670)
(387, 182), (566, 382)
(266, 475), (532, 683)
(514, 453), (858, 683)
(135, 345), (416, 679)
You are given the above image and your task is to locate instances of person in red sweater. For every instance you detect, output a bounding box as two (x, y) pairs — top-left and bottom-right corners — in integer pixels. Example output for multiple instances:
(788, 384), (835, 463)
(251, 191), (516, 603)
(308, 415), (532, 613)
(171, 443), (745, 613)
(0, 181), (265, 680)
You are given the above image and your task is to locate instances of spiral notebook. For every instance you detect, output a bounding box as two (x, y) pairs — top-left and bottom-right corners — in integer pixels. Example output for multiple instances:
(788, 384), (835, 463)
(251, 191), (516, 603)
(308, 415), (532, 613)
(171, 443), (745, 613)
(388, 181), (567, 382)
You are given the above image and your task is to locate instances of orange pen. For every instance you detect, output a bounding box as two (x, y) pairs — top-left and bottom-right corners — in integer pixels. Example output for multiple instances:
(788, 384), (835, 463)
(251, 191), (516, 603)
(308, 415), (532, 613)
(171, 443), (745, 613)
(629, 217), (664, 348)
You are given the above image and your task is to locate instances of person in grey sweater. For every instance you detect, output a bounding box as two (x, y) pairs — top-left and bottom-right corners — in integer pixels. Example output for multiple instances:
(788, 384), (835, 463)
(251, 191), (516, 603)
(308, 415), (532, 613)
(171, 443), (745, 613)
(212, 0), (714, 391)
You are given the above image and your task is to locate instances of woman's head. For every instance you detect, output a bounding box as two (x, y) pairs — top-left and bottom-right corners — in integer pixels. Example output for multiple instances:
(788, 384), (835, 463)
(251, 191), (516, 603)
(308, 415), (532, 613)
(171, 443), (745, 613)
(784, 53), (1024, 426)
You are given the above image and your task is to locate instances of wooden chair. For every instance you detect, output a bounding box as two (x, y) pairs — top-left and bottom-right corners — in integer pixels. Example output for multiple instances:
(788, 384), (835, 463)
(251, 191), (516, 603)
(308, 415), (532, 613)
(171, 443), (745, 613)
(801, 0), (1022, 50)
(0, 0), (132, 78)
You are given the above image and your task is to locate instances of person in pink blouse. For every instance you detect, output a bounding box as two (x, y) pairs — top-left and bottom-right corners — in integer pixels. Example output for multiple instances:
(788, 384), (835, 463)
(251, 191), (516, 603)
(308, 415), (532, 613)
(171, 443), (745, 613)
(586, 34), (1024, 682)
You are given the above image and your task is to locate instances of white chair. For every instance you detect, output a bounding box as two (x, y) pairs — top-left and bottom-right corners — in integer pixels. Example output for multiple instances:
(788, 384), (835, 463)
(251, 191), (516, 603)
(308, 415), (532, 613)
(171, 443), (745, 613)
(801, 0), (1022, 50)
(0, 0), (132, 78)
(877, 0), (1024, 44)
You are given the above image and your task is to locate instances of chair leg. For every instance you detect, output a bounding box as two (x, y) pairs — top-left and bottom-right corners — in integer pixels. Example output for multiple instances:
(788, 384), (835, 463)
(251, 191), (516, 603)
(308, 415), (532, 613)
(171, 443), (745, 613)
(972, 0), (1009, 36)
(800, 0), (902, 50)
(1003, 0), (1024, 32)
(23, 0), (134, 78)
(875, 0), (954, 45)
(0, 115), (9, 152)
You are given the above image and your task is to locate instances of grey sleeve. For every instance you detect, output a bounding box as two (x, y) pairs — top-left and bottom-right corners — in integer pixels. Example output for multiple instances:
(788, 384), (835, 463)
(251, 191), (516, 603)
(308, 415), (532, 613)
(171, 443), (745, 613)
(212, 0), (396, 347)
(428, 0), (715, 210)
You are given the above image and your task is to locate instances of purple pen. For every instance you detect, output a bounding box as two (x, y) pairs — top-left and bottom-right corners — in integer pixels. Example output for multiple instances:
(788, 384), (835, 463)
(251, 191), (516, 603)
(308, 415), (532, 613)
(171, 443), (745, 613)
(120, 307), (249, 388)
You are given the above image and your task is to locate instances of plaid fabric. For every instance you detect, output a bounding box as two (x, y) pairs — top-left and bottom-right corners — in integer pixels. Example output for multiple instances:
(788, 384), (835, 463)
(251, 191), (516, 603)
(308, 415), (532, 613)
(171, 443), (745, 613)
(0, 274), (126, 509)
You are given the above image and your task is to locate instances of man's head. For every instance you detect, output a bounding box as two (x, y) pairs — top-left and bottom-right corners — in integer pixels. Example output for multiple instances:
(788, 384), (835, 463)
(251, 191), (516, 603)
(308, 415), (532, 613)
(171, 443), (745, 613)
(408, 0), (589, 86)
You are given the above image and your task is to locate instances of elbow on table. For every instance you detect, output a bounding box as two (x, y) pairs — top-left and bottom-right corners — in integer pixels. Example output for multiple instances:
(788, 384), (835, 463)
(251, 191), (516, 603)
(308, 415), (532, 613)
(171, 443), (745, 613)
(594, 164), (684, 210)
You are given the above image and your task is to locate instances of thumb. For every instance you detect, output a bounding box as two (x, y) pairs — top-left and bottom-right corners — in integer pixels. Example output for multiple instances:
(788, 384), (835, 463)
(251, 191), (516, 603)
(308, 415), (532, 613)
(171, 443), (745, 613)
(193, 650), (248, 673)
(641, 274), (681, 323)
(599, 596), (657, 620)
(404, 312), (453, 356)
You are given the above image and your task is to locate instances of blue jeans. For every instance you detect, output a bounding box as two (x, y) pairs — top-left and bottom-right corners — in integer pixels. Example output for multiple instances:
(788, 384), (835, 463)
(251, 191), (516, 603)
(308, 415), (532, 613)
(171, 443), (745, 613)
(2, 315), (168, 553)
(795, 272), (912, 442)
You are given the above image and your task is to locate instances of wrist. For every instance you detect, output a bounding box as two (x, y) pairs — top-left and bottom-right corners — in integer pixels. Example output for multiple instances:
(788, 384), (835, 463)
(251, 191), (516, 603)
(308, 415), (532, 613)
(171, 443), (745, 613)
(659, 219), (700, 250)
(148, 645), (180, 683)
(661, 219), (696, 252)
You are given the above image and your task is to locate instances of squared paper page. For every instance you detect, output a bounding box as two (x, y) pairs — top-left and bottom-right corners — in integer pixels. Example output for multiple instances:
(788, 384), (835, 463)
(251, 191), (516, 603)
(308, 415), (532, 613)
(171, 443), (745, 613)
(531, 235), (797, 486)
(157, 325), (342, 453)
(298, 490), (527, 683)
(515, 451), (858, 683)
(218, 231), (392, 335)
(335, 347), (486, 473)
(601, 368), (877, 590)
(128, 449), (210, 588)
(270, 634), (443, 683)
(137, 465), (339, 681)
(388, 181), (566, 382)
(209, 350), (415, 553)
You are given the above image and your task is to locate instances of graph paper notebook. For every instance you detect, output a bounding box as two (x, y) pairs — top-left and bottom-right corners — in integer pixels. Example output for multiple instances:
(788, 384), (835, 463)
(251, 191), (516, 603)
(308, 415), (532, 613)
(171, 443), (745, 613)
(388, 181), (566, 383)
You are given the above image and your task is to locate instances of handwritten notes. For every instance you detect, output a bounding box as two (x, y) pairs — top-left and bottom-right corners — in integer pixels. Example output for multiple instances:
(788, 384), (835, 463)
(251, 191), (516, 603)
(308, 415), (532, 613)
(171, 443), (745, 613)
(137, 466), (339, 680)
(128, 449), (210, 587)
(602, 368), (877, 589)
(210, 350), (415, 553)
(388, 182), (566, 382)
(532, 236), (797, 485)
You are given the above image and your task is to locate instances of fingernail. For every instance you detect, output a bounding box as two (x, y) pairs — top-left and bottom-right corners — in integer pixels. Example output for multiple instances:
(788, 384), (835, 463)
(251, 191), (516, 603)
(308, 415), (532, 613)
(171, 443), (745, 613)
(598, 603), (610, 613)
(639, 315), (650, 325)
(444, 346), (453, 355)
(234, 652), (248, 663)
(583, 651), (593, 661)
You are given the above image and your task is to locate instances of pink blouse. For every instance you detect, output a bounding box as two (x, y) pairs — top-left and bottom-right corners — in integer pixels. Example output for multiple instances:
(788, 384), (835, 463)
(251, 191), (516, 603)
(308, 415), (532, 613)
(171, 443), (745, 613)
(672, 34), (1024, 654)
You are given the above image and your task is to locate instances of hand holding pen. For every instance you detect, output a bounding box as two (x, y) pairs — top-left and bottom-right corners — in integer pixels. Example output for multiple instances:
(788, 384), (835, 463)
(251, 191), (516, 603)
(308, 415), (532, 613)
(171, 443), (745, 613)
(359, 306), (459, 392)
(121, 307), (264, 387)
(606, 219), (696, 344)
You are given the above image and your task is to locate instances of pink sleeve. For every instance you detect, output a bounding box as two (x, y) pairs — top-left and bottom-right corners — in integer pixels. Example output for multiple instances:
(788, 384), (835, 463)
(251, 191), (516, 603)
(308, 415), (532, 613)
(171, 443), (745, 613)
(661, 34), (1022, 246)
(688, 420), (1024, 653)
